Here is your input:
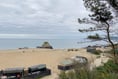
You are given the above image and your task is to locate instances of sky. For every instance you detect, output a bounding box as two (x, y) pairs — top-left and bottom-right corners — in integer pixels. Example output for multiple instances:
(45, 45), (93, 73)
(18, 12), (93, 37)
(0, 0), (91, 39)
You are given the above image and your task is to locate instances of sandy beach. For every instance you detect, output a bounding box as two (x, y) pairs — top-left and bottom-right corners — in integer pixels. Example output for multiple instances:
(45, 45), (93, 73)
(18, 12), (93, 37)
(0, 48), (96, 78)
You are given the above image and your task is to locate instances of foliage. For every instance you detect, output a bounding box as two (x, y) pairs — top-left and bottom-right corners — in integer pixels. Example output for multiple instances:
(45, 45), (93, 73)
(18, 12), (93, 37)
(59, 60), (118, 79)
(87, 33), (101, 40)
(96, 60), (118, 73)
(78, 0), (117, 57)
(59, 71), (68, 79)
(104, 48), (118, 55)
(107, 0), (118, 11)
(83, 0), (113, 22)
(93, 49), (102, 55)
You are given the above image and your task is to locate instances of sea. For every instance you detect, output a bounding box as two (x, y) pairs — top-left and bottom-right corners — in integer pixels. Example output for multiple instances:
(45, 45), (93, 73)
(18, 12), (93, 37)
(0, 30), (117, 50)
(0, 38), (110, 50)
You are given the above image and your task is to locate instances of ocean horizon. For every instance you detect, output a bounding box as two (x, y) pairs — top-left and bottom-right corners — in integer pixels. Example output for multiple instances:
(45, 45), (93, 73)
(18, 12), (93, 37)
(0, 38), (108, 50)
(0, 32), (117, 50)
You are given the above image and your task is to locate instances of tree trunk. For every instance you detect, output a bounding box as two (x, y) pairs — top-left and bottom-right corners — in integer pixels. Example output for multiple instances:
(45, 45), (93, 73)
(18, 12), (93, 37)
(105, 21), (116, 57)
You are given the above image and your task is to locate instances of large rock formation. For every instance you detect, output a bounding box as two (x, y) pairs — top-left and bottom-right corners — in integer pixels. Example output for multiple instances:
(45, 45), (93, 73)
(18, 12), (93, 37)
(40, 42), (53, 49)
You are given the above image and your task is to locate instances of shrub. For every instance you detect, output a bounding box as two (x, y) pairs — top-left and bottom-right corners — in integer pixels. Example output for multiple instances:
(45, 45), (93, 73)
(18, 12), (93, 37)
(59, 71), (68, 79)
(97, 60), (118, 73)
(59, 60), (118, 79)
(92, 50), (103, 55)
(87, 33), (102, 40)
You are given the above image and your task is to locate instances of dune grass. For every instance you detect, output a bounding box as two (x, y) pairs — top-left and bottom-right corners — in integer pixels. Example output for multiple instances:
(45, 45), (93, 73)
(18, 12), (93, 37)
(59, 60), (118, 79)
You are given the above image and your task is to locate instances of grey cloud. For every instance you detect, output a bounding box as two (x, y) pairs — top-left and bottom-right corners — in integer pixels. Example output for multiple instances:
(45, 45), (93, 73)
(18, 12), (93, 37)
(0, 0), (89, 34)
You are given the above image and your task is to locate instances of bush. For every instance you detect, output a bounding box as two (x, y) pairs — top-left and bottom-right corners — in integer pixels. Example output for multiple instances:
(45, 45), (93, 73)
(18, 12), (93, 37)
(87, 33), (101, 40)
(93, 50), (103, 55)
(97, 60), (118, 73)
(59, 71), (68, 79)
(59, 60), (118, 79)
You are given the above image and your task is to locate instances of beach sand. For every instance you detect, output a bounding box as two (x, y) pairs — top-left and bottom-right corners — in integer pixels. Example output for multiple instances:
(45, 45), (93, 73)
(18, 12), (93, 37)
(0, 48), (96, 79)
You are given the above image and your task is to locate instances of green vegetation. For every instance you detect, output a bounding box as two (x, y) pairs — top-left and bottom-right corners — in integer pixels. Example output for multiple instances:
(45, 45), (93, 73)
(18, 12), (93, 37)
(78, 0), (118, 58)
(59, 60), (118, 79)
(87, 33), (101, 40)
(96, 60), (118, 73)
(59, 0), (118, 78)
(92, 50), (103, 55)
(104, 49), (118, 55)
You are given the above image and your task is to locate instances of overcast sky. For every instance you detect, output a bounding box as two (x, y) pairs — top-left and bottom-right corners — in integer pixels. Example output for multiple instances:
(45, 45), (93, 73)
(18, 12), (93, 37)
(0, 0), (91, 39)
